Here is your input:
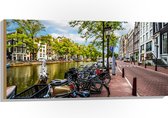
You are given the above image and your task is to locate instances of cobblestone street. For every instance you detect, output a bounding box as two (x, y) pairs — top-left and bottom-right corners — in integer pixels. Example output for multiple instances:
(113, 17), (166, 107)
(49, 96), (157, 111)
(117, 60), (168, 96)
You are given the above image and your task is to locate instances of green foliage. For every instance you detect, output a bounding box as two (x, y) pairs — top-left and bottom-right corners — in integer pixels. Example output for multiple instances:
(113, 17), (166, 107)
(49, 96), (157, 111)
(7, 20), (111, 61)
(12, 20), (45, 39)
(69, 21), (123, 48)
(109, 51), (119, 58)
(50, 37), (101, 61)
(7, 20), (45, 60)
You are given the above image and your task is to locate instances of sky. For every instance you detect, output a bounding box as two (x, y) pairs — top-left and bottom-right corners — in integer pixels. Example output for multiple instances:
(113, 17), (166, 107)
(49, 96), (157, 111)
(7, 20), (135, 53)
(39, 20), (94, 45)
(39, 20), (135, 53)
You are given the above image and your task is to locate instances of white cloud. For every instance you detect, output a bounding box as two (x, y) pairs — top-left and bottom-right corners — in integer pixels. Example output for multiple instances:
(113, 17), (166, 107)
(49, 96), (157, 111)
(43, 20), (69, 28)
(114, 21), (135, 37)
(42, 20), (135, 48)
(51, 33), (93, 45)
(41, 20), (78, 34)
(114, 22), (135, 53)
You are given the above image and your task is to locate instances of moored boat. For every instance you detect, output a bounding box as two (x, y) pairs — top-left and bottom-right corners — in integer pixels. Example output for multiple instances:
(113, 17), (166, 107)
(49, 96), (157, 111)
(50, 85), (71, 97)
(7, 85), (17, 99)
(13, 84), (48, 99)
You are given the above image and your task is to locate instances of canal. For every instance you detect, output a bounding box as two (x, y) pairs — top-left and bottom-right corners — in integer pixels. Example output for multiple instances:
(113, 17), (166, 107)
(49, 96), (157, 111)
(7, 62), (94, 93)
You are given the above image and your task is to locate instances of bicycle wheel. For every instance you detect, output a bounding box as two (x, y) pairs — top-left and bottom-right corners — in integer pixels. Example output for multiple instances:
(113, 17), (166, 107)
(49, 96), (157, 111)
(78, 79), (90, 91)
(103, 73), (111, 85)
(90, 84), (110, 97)
(90, 77), (103, 94)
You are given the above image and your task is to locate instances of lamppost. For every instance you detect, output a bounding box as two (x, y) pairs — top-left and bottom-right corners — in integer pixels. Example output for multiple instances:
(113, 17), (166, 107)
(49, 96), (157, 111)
(105, 26), (111, 73)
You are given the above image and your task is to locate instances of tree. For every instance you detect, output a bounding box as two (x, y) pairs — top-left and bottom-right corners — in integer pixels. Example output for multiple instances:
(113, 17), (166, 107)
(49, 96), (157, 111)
(69, 21), (123, 65)
(7, 28), (33, 53)
(11, 20), (45, 60)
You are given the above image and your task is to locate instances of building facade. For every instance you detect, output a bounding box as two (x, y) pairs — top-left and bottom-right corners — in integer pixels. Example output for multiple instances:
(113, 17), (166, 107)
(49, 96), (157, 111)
(37, 43), (47, 60)
(119, 37), (123, 60)
(153, 22), (168, 65)
(139, 22), (154, 63)
(133, 22), (140, 61)
(119, 35), (128, 59)
(7, 34), (30, 61)
(127, 30), (134, 59)
(46, 38), (54, 60)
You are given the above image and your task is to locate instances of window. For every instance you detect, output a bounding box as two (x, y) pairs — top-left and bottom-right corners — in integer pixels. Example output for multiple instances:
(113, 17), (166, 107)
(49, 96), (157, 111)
(155, 23), (159, 32)
(13, 47), (17, 53)
(8, 42), (11, 52)
(8, 48), (11, 52)
(140, 29), (142, 35)
(140, 37), (142, 43)
(140, 45), (144, 53)
(143, 26), (145, 33)
(150, 29), (153, 37)
(23, 48), (26, 53)
(13, 41), (16, 45)
(146, 33), (148, 40)
(146, 41), (152, 52)
(143, 22), (145, 27)
(162, 33), (168, 54)
(146, 22), (148, 31)
(150, 22), (153, 28)
(17, 47), (21, 53)
(143, 35), (145, 42)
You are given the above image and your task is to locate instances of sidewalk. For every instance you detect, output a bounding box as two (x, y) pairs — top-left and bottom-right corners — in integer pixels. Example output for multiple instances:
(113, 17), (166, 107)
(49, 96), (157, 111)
(129, 61), (168, 75)
(91, 68), (133, 97)
(109, 68), (133, 97)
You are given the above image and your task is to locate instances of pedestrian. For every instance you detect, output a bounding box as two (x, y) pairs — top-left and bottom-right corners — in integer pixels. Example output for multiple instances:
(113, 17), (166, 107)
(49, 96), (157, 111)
(115, 61), (117, 66)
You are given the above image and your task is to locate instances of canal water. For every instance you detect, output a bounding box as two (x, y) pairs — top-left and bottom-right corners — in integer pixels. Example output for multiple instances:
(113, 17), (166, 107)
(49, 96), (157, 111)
(7, 62), (94, 93)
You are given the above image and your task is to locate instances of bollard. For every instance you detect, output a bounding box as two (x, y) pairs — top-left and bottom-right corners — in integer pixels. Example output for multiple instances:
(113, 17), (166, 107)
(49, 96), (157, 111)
(155, 58), (158, 71)
(155, 64), (157, 71)
(134, 61), (135, 65)
(122, 68), (125, 78)
(132, 77), (137, 96)
(145, 63), (147, 68)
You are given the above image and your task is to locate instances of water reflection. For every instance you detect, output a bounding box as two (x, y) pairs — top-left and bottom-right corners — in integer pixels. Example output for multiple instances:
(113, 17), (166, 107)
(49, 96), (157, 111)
(7, 62), (93, 93)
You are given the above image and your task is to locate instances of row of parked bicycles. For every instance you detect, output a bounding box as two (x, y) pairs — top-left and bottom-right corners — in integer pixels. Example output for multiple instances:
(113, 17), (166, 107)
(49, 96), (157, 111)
(11, 63), (111, 99)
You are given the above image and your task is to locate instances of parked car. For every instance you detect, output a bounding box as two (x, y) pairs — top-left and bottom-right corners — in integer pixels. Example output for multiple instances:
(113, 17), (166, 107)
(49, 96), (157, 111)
(123, 58), (130, 62)
(97, 59), (112, 68)
(97, 60), (103, 67)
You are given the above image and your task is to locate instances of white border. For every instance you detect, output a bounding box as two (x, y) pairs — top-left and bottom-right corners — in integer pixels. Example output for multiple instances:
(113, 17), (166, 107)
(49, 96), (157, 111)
(1, 0), (168, 118)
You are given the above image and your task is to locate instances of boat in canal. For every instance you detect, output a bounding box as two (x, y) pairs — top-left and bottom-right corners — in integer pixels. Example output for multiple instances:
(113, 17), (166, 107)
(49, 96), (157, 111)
(7, 85), (17, 99)
(13, 84), (48, 99)
(7, 61), (94, 95)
